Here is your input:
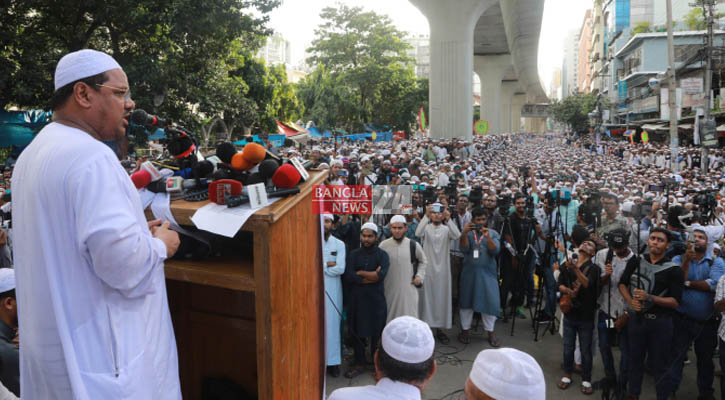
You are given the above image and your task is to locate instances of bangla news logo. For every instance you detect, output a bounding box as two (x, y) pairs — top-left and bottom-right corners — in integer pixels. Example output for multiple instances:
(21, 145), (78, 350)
(313, 185), (413, 215)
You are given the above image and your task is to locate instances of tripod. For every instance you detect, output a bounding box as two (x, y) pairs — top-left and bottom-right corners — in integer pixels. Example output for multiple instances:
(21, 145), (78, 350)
(506, 212), (537, 337)
(532, 205), (566, 341)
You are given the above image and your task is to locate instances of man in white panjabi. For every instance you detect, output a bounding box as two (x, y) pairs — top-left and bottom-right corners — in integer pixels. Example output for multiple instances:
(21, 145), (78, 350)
(380, 215), (427, 322)
(415, 203), (461, 344)
(12, 49), (181, 399)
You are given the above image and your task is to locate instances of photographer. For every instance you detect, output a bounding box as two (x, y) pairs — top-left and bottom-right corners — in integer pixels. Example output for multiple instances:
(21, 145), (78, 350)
(533, 196), (563, 322)
(556, 239), (600, 395)
(483, 192), (505, 234)
(450, 194), (471, 309)
(594, 193), (628, 247)
(458, 208), (501, 346)
(618, 228), (684, 400)
(593, 229), (634, 393)
(500, 193), (544, 319)
(669, 229), (725, 399)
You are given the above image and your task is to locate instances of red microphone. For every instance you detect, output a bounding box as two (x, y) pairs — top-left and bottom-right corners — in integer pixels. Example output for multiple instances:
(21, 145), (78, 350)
(131, 169), (152, 189)
(271, 164), (301, 189)
(208, 179), (243, 205)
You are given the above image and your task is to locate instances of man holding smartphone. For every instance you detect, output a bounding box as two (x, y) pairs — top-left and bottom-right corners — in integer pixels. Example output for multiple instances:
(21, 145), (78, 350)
(415, 203), (461, 344)
(458, 208), (501, 346)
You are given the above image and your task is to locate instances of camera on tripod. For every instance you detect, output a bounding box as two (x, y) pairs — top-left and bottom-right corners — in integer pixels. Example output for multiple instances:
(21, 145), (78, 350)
(603, 229), (630, 248)
(469, 186), (484, 208)
(631, 200), (653, 221)
(497, 194), (512, 216)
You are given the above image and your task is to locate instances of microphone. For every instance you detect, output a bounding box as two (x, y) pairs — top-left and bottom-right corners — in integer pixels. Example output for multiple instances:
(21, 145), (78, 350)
(208, 179), (243, 205)
(258, 159), (280, 180)
(216, 142), (237, 164)
(271, 164), (301, 188)
(242, 142), (266, 164)
(131, 169), (152, 189)
(130, 109), (168, 129)
(195, 160), (215, 178)
(227, 187), (301, 208)
(231, 152), (253, 171)
(145, 177), (208, 194)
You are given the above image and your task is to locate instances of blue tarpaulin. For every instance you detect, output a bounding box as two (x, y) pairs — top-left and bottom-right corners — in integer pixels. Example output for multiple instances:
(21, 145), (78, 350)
(0, 110), (53, 147)
(233, 134), (287, 147)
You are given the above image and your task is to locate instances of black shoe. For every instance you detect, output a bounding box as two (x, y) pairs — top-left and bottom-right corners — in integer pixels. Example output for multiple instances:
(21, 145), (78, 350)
(328, 365), (340, 377)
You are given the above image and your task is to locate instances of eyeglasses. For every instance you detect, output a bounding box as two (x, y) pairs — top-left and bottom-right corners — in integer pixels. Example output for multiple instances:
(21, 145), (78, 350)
(95, 84), (132, 102)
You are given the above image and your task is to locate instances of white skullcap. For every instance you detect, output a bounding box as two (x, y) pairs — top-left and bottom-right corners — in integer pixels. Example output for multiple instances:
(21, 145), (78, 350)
(330, 159), (343, 167)
(390, 215), (406, 225)
(322, 213), (334, 221)
(0, 269), (15, 293)
(469, 348), (544, 400)
(382, 316), (434, 364)
(622, 201), (634, 213)
(361, 222), (378, 233)
(55, 49), (122, 91)
(318, 163), (330, 169)
(715, 243), (721, 251)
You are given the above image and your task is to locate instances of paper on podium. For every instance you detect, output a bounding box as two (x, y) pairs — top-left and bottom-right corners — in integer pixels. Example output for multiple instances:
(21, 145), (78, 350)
(190, 198), (280, 238)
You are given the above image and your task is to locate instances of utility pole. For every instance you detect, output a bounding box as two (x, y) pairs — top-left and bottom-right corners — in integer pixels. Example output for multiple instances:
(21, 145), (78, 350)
(667, 0), (679, 172)
(700, 0), (715, 172)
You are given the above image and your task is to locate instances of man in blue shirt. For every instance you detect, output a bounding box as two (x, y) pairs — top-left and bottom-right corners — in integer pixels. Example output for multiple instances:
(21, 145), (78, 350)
(670, 228), (725, 398)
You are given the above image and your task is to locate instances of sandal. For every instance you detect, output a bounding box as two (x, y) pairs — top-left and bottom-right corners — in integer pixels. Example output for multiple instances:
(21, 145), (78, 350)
(458, 330), (471, 344)
(557, 376), (572, 390)
(344, 366), (365, 379)
(437, 330), (450, 345)
(487, 333), (501, 348)
(581, 381), (593, 395)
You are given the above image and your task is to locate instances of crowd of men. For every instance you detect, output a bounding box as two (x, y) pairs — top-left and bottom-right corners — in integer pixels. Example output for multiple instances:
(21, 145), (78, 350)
(305, 132), (725, 399)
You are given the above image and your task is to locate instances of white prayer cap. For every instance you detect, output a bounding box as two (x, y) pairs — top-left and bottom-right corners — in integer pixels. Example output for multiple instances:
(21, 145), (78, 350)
(469, 348), (544, 400)
(322, 214), (334, 221)
(381, 316), (434, 364)
(622, 201), (634, 213)
(361, 222), (378, 233)
(318, 163), (330, 169)
(330, 159), (343, 167)
(0, 269), (15, 293)
(715, 243), (721, 251)
(55, 49), (122, 91)
(390, 215), (406, 225)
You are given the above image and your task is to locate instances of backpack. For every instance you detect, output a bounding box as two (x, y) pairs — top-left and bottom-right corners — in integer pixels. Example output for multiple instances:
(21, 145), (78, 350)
(409, 239), (422, 288)
(628, 256), (678, 311)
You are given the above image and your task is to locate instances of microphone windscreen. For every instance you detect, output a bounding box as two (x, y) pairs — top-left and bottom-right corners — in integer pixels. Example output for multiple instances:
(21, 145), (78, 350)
(174, 168), (193, 179)
(245, 172), (265, 186)
(231, 152), (253, 171)
(258, 159), (280, 179)
(208, 179), (243, 205)
(131, 169), (152, 189)
(272, 164), (301, 189)
(216, 142), (237, 164)
(130, 109), (149, 125)
(242, 142), (266, 164)
(196, 160), (215, 177)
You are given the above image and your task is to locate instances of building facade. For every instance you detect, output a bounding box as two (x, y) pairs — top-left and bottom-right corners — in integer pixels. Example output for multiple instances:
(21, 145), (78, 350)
(578, 9), (594, 93)
(404, 35), (431, 79)
(562, 29), (580, 97)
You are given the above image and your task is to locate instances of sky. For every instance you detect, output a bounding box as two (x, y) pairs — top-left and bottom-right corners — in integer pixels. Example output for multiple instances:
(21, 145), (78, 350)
(267, 0), (594, 95)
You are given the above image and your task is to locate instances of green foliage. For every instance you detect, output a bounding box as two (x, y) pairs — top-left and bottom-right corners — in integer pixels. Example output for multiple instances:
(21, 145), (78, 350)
(632, 22), (653, 35)
(684, 7), (707, 31)
(0, 0), (303, 139)
(301, 4), (424, 134)
(548, 92), (598, 132)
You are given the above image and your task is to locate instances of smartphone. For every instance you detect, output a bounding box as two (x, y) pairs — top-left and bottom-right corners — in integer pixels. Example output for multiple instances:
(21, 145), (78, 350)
(432, 205), (442, 213)
(338, 169), (348, 177)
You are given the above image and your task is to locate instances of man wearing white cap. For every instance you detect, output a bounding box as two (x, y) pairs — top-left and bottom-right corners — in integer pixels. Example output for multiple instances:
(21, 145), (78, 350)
(380, 215), (427, 322)
(12, 49), (181, 399)
(465, 348), (545, 400)
(0, 269), (18, 396)
(322, 214), (346, 377)
(343, 222), (390, 378)
(415, 203), (461, 343)
(329, 316), (437, 400)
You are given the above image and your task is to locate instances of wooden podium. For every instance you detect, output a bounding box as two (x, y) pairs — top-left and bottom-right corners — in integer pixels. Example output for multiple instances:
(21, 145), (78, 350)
(150, 171), (326, 399)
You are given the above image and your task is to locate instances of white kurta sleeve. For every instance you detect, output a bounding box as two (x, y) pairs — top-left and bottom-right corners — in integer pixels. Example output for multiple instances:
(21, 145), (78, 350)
(70, 154), (167, 297)
(415, 215), (429, 239)
(447, 218), (461, 240)
(414, 241), (428, 282)
(324, 240), (346, 277)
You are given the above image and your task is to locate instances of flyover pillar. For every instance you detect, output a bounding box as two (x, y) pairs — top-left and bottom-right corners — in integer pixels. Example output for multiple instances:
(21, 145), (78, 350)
(500, 81), (518, 133)
(511, 93), (526, 133)
(411, 0), (495, 139)
(474, 54), (511, 135)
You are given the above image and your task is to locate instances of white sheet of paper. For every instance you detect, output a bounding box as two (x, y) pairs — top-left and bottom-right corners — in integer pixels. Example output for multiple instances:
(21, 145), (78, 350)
(190, 197), (280, 238)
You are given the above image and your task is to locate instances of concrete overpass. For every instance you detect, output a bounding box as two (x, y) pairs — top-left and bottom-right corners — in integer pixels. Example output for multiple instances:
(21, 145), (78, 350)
(410, 0), (548, 138)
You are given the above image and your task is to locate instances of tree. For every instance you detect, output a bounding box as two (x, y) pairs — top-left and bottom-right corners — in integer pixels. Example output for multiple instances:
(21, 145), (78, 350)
(303, 4), (422, 133)
(632, 22), (653, 35)
(684, 7), (708, 31)
(548, 92), (598, 133)
(1, 0), (284, 137)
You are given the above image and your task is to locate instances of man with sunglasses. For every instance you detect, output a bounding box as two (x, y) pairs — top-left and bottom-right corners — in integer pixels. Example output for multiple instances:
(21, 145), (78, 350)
(11, 50), (181, 399)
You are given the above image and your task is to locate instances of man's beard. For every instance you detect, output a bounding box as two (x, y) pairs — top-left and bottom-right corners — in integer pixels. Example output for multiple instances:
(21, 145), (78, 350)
(695, 245), (707, 253)
(393, 235), (405, 242)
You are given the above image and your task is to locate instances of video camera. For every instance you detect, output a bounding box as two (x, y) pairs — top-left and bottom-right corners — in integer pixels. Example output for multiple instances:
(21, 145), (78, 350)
(603, 229), (630, 248)
(497, 195), (512, 217)
(469, 186), (484, 209)
(631, 200), (653, 221)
